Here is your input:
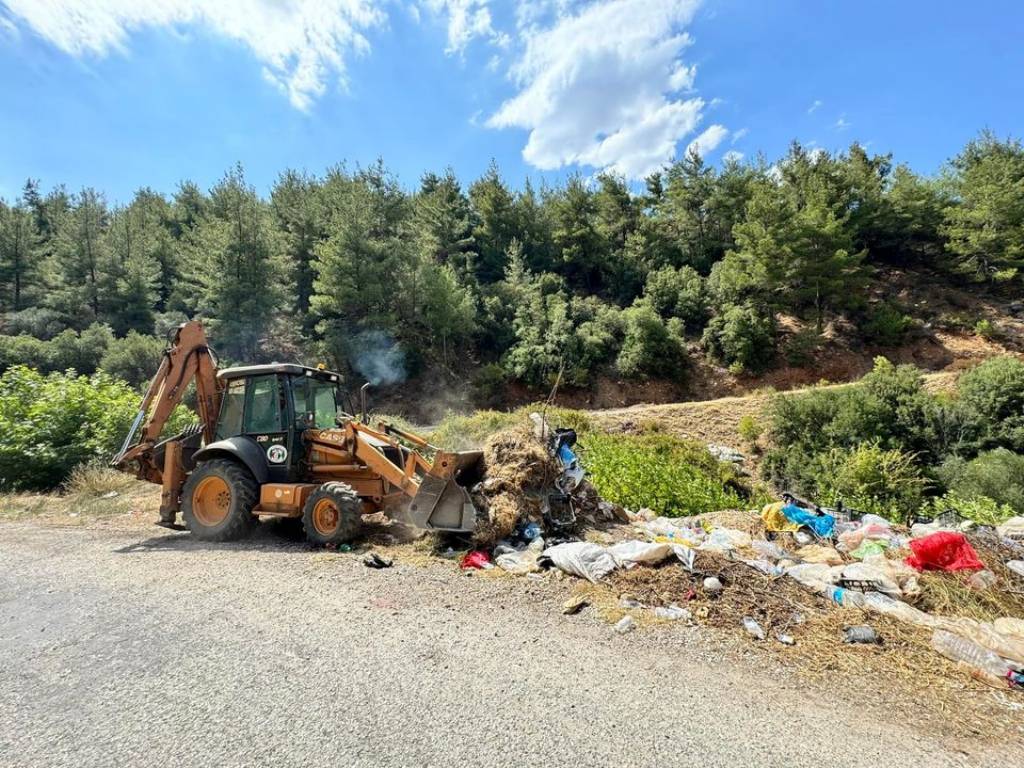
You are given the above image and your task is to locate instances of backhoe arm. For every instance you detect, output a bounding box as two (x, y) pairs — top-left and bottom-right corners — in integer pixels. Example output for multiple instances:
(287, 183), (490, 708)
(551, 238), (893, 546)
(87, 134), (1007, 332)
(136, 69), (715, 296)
(113, 321), (221, 484)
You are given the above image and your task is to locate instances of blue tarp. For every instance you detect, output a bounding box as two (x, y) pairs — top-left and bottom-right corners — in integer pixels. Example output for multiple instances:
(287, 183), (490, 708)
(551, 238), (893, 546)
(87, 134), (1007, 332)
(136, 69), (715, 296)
(781, 503), (836, 537)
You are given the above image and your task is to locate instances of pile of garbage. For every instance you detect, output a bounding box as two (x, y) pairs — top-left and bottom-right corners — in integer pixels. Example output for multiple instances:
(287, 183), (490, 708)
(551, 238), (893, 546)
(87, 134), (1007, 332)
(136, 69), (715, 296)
(453, 416), (1024, 695)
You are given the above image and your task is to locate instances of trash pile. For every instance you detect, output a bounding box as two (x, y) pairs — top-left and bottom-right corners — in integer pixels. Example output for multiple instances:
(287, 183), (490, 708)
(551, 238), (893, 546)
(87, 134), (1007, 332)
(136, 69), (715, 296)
(448, 416), (1024, 699)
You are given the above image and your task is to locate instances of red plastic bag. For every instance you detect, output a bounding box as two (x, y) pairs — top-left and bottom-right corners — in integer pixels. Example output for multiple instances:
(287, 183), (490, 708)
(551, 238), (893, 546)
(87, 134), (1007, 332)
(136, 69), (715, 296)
(460, 550), (492, 570)
(905, 531), (984, 572)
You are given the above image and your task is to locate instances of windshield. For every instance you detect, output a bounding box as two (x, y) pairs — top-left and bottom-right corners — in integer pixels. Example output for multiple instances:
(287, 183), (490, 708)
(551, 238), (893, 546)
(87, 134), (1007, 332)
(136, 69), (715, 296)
(292, 375), (339, 429)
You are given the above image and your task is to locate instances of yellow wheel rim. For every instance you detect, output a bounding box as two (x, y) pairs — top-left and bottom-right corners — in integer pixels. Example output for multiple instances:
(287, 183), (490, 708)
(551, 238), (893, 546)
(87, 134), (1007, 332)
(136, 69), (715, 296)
(193, 476), (231, 526)
(312, 498), (341, 536)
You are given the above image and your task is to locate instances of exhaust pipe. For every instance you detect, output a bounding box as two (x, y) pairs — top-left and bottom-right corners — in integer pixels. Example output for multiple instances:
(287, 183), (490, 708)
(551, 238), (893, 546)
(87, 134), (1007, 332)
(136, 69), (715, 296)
(360, 382), (371, 424)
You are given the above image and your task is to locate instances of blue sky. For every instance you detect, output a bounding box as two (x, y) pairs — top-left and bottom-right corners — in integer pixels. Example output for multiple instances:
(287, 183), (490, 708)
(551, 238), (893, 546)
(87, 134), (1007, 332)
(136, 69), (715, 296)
(1, 0), (1022, 203)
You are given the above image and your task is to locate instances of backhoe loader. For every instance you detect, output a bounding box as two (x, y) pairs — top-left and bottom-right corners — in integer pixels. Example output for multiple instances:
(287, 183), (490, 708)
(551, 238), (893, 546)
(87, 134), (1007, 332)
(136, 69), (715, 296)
(113, 321), (484, 544)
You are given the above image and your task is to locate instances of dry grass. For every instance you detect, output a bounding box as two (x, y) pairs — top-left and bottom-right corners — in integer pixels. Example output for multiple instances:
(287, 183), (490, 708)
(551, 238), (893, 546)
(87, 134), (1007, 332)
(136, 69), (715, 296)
(0, 466), (159, 522)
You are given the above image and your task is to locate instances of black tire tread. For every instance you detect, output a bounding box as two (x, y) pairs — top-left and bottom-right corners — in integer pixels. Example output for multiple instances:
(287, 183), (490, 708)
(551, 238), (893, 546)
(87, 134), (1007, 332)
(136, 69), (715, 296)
(301, 482), (362, 545)
(181, 458), (258, 542)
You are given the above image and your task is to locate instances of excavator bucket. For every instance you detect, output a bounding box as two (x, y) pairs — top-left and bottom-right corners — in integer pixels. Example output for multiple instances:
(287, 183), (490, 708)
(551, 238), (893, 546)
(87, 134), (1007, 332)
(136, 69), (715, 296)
(405, 450), (485, 532)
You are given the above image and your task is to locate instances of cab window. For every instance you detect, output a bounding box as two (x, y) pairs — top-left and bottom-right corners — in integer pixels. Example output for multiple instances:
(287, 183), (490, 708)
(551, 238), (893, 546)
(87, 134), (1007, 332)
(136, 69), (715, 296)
(291, 374), (338, 429)
(245, 375), (283, 433)
(216, 379), (245, 439)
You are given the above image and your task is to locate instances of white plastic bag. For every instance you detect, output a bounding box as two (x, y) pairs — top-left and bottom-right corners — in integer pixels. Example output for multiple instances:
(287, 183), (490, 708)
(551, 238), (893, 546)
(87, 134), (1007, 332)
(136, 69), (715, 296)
(698, 527), (751, 553)
(608, 540), (673, 567)
(543, 542), (618, 582)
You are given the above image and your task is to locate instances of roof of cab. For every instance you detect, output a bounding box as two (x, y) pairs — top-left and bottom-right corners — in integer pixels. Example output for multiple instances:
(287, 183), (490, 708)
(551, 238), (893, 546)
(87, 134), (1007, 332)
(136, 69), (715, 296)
(217, 363), (342, 381)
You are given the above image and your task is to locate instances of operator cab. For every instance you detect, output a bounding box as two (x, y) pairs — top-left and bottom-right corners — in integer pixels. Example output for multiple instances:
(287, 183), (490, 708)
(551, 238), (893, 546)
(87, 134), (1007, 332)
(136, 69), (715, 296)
(215, 364), (345, 481)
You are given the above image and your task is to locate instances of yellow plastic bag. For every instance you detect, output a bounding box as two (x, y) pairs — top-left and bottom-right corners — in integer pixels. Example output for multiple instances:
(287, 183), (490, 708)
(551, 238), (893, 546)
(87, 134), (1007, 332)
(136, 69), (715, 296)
(761, 501), (799, 532)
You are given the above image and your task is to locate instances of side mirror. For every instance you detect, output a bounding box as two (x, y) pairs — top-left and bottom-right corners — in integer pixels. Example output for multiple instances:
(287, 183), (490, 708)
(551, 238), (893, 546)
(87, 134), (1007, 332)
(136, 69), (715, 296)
(295, 412), (314, 429)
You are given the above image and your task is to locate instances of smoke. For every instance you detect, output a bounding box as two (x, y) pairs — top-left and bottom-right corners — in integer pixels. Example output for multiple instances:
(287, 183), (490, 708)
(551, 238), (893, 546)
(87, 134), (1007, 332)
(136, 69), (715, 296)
(351, 330), (407, 386)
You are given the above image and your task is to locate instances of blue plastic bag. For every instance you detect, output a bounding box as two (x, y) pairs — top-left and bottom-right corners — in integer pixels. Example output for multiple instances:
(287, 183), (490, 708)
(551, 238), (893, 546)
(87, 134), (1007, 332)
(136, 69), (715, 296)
(781, 504), (835, 538)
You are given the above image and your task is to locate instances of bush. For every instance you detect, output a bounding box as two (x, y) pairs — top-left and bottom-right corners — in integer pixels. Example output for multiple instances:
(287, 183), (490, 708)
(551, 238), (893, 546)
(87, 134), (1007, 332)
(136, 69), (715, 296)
(920, 493), (1015, 526)
(737, 414), (763, 446)
(861, 302), (914, 346)
(643, 266), (707, 329)
(581, 433), (745, 517)
(0, 323), (114, 375)
(0, 365), (194, 490)
(938, 448), (1024, 514)
(99, 332), (166, 388)
(813, 442), (927, 523)
(957, 356), (1024, 451)
(701, 302), (775, 372)
(1, 308), (67, 339)
(615, 302), (685, 379)
(973, 318), (998, 339)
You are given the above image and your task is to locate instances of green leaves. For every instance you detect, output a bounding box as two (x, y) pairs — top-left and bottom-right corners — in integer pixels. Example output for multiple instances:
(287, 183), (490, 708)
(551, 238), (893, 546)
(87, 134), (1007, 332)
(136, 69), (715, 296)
(581, 433), (745, 518)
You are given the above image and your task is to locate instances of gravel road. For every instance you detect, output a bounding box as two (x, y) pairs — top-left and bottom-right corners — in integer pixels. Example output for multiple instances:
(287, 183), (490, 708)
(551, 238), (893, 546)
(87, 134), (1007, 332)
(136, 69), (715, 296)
(0, 520), (1000, 767)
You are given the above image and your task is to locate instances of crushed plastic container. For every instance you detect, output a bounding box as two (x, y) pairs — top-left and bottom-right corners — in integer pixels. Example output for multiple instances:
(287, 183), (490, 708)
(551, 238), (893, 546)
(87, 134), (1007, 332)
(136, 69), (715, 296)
(615, 616), (636, 634)
(742, 616), (765, 640)
(931, 630), (1022, 688)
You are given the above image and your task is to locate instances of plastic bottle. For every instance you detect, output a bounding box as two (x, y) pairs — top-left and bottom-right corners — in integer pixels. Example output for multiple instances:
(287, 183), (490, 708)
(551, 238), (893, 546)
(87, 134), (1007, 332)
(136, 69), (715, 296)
(615, 616), (636, 634)
(821, 584), (866, 608)
(931, 630), (1019, 686)
(742, 616), (765, 640)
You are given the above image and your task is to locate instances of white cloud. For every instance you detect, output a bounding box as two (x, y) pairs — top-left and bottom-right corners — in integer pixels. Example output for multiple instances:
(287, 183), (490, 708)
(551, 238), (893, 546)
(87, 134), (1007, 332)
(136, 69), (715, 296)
(807, 99), (823, 114)
(422, 0), (505, 54)
(487, 0), (710, 179)
(835, 114), (850, 130)
(722, 149), (743, 163)
(731, 127), (749, 143)
(408, 3), (422, 24)
(1, 0), (385, 111)
(686, 124), (727, 157)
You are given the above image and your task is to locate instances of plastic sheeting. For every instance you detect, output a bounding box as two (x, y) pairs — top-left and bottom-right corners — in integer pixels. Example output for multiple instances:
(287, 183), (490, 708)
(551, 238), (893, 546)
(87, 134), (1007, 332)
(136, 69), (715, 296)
(761, 501), (800, 532)
(905, 531), (985, 572)
(542, 542), (618, 582)
(781, 504), (835, 537)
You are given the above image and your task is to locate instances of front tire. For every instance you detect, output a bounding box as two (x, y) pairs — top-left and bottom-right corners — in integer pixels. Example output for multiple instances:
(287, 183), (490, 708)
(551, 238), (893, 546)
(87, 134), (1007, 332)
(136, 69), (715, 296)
(302, 482), (362, 545)
(181, 459), (258, 541)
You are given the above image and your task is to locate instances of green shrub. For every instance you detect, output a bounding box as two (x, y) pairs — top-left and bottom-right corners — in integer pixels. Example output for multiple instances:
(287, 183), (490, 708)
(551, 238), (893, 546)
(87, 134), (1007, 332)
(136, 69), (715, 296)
(581, 433), (745, 517)
(861, 302), (914, 346)
(938, 448), (1024, 514)
(783, 328), (821, 366)
(99, 332), (166, 388)
(2, 308), (67, 339)
(919, 493), (1015, 526)
(973, 318), (998, 339)
(615, 302), (685, 379)
(0, 323), (114, 375)
(957, 356), (1024, 451)
(701, 302), (775, 372)
(813, 442), (927, 523)
(643, 265), (707, 329)
(0, 365), (194, 490)
(737, 414), (763, 446)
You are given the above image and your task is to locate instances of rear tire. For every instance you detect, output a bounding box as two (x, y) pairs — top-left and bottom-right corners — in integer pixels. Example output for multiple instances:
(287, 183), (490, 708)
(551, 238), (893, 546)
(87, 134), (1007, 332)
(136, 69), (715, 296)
(181, 459), (258, 541)
(302, 482), (362, 545)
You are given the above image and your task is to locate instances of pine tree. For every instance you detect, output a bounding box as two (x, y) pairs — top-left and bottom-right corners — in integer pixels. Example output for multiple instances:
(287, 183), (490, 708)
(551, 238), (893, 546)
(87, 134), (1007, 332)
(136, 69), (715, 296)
(414, 168), (476, 283)
(194, 165), (289, 361)
(0, 188), (40, 312)
(47, 188), (112, 325)
(469, 161), (516, 284)
(272, 169), (324, 329)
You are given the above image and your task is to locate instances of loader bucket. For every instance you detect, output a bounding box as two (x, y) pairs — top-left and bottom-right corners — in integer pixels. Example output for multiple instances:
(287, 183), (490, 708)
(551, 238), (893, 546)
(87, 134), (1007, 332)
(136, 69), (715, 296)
(405, 450), (485, 532)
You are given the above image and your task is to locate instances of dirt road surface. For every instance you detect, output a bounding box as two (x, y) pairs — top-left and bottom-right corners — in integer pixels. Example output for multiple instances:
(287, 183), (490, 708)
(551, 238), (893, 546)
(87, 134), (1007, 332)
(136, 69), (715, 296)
(0, 520), (1002, 767)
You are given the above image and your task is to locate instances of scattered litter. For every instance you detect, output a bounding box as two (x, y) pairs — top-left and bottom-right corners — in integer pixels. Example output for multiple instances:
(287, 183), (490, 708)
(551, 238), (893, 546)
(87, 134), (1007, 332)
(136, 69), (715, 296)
(707, 444), (744, 464)
(1006, 561), (1024, 579)
(742, 616), (766, 640)
(614, 616), (636, 634)
(460, 550), (493, 570)
(796, 544), (844, 565)
(931, 630), (1023, 689)
(702, 576), (723, 594)
(362, 553), (393, 569)
(905, 531), (985, 572)
(100, 491), (119, 499)
(542, 542), (618, 582)
(620, 597), (643, 609)
(781, 503), (835, 538)
(997, 516), (1024, 541)
(761, 501), (800, 533)
(654, 605), (691, 621)
(608, 540), (673, 567)
(562, 595), (589, 615)
(843, 625), (882, 645)
(849, 539), (889, 559)
(776, 633), (795, 646)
